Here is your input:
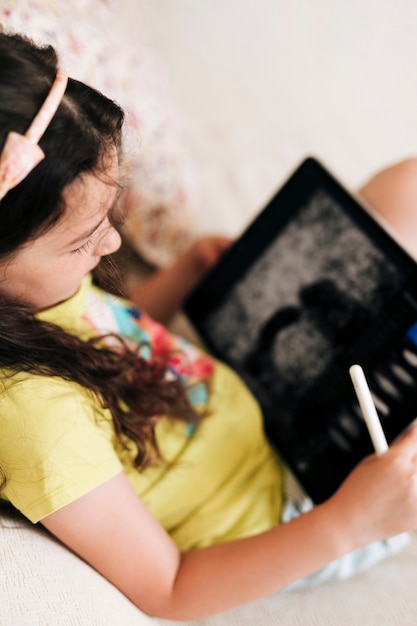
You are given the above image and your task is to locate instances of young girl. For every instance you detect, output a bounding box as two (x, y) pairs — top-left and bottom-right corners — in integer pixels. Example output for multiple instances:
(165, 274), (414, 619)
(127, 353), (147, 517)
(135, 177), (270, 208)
(1, 31), (417, 621)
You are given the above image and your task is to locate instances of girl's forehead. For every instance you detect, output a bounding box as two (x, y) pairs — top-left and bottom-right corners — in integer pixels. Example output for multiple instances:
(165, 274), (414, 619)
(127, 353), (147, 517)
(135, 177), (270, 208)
(33, 175), (118, 252)
(64, 170), (117, 210)
(40, 149), (120, 246)
(62, 154), (119, 218)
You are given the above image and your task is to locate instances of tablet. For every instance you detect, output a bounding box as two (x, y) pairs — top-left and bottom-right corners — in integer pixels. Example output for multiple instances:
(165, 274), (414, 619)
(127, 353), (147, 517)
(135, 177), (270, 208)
(184, 157), (417, 503)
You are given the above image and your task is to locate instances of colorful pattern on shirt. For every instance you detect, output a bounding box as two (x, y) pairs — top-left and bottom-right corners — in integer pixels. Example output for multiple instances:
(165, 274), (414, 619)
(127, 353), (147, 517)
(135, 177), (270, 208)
(80, 283), (215, 409)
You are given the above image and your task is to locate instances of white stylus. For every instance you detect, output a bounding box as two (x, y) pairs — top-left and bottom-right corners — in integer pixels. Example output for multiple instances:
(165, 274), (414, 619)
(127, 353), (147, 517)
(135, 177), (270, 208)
(349, 364), (389, 455)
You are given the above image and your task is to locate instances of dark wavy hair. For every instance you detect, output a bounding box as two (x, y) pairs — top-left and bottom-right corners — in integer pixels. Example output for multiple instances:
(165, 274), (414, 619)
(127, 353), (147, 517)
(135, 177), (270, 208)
(0, 32), (201, 488)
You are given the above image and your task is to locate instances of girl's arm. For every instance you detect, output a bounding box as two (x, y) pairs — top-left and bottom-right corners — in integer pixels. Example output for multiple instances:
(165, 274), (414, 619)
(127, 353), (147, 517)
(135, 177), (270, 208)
(127, 235), (231, 324)
(42, 426), (417, 620)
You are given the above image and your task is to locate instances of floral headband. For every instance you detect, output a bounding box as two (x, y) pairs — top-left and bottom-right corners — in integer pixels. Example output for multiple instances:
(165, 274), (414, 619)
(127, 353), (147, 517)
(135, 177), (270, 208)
(0, 70), (68, 201)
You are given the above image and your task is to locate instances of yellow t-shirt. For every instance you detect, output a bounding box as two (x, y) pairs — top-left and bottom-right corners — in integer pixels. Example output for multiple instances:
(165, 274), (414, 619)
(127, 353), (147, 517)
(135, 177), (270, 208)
(0, 276), (283, 549)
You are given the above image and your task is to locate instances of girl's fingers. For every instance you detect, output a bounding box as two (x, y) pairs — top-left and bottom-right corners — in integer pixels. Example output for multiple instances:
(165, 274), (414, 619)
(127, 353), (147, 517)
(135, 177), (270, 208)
(391, 422), (417, 453)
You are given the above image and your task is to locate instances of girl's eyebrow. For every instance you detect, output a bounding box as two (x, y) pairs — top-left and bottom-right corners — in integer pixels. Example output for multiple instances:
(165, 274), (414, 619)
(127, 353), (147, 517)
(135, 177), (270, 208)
(67, 214), (107, 247)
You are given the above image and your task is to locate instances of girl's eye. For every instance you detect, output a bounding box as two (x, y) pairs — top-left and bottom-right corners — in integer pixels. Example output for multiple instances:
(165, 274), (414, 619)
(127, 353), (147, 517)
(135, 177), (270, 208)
(71, 238), (94, 255)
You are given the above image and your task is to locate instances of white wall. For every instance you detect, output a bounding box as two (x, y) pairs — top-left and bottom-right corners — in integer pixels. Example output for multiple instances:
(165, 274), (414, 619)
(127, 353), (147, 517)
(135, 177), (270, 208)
(134, 0), (417, 236)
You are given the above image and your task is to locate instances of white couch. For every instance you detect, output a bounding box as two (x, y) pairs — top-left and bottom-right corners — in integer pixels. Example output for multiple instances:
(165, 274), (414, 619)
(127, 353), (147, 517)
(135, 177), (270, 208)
(2, 500), (417, 625)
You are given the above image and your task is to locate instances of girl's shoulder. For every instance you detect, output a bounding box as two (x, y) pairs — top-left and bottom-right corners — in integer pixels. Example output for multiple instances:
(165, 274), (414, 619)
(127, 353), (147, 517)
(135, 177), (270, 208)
(0, 371), (122, 523)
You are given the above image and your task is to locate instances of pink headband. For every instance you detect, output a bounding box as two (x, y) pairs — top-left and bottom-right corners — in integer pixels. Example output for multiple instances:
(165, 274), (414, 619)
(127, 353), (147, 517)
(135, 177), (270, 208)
(0, 70), (68, 201)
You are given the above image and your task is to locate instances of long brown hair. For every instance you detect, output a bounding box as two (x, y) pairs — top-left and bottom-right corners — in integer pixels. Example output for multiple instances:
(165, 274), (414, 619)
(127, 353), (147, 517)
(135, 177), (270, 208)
(0, 32), (201, 482)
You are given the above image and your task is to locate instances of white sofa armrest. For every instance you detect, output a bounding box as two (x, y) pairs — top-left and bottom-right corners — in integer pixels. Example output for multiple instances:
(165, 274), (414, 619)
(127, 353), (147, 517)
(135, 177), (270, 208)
(0, 503), (156, 626)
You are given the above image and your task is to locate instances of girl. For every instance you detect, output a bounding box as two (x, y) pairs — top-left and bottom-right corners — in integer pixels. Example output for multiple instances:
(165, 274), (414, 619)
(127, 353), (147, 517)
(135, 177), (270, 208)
(1, 31), (417, 621)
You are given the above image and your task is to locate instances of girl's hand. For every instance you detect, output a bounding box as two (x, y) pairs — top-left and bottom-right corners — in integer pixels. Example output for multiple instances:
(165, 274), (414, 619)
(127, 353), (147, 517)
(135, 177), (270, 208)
(327, 424), (417, 549)
(185, 235), (232, 274)
(128, 234), (232, 324)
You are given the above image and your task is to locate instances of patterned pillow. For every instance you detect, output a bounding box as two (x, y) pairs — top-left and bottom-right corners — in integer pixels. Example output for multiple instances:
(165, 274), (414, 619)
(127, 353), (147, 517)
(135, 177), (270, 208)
(0, 0), (196, 267)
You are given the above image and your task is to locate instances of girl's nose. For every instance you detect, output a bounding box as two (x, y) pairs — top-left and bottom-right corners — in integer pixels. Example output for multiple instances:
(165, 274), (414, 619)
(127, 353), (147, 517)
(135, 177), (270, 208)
(96, 222), (122, 256)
